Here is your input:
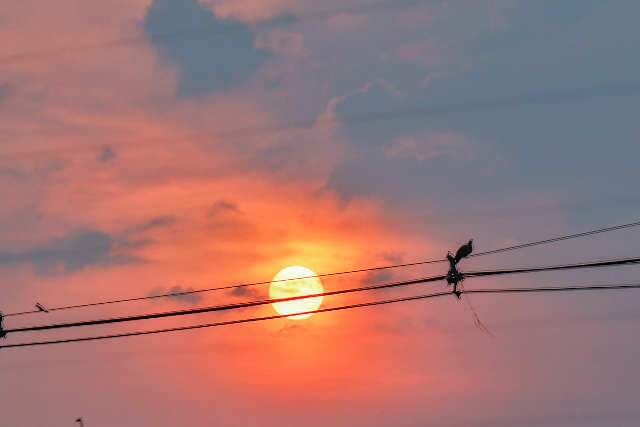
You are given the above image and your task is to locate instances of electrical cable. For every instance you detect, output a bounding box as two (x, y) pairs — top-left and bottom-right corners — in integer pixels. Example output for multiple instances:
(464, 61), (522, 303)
(5, 219), (640, 317)
(3, 282), (640, 349)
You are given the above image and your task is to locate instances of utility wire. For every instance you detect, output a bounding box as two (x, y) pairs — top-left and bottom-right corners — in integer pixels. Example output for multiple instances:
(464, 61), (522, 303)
(465, 255), (640, 279)
(5, 275), (446, 334)
(5, 220), (640, 318)
(5, 255), (640, 334)
(465, 283), (640, 295)
(3, 266), (446, 318)
(3, 283), (640, 349)
(470, 220), (640, 258)
(0, 292), (452, 349)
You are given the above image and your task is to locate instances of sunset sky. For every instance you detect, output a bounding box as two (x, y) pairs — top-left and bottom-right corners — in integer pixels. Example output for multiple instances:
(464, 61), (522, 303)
(1, 1), (640, 426)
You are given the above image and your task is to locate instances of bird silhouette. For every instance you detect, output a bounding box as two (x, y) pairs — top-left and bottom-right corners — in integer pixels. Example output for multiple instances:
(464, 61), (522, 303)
(446, 252), (456, 266)
(0, 312), (6, 339)
(454, 239), (473, 263)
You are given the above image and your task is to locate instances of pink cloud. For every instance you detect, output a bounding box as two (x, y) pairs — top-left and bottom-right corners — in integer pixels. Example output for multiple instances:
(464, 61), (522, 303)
(207, 0), (299, 23)
(325, 12), (370, 32)
(385, 131), (473, 162)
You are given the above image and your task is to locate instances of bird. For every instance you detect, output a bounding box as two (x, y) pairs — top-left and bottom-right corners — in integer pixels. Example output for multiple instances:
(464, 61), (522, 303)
(0, 312), (6, 339)
(446, 252), (456, 266)
(454, 239), (473, 263)
(35, 303), (49, 313)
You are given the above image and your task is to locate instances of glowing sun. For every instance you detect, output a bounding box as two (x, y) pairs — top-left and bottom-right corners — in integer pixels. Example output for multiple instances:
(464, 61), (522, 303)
(269, 266), (324, 319)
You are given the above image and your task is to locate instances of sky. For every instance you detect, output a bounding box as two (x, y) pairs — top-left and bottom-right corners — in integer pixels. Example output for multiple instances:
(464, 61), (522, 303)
(1, 1), (640, 426)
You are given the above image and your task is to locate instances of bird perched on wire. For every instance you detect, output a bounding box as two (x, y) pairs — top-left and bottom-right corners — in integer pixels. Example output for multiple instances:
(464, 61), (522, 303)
(35, 302), (49, 313)
(0, 312), (6, 339)
(453, 239), (473, 264)
(446, 239), (473, 299)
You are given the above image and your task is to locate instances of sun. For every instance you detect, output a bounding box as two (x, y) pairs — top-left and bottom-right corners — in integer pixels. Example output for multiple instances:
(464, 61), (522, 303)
(269, 266), (324, 319)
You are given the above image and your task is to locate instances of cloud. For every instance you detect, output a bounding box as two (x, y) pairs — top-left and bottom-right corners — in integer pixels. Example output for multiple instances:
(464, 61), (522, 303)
(208, 200), (241, 217)
(0, 215), (178, 276)
(324, 80), (502, 205)
(384, 131), (470, 162)
(97, 146), (117, 163)
(130, 216), (178, 233)
(144, 0), (270, 96)
(325, 12), (369, 33)
(277, 323), (308, 335)
(0, 84), (9, 102)
(381, 251), (404, 265)
(230, 285), (266, 299)
(256, 30), (305, 58)
(0, 229), (140, 275)
(331, 81), (405, 145)
(210, 0), (298, 24)
(148, 285), (203, 304)
(363, 269), (394, 286)
(361, 251), (405, 287)
(117, 216), (179, 248)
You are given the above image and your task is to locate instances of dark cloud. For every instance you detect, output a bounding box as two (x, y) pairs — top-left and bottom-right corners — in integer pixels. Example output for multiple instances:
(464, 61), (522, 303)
(229, 285), (265, 299)
(0, 229), (140, 275)
(116, 217), (178, 249)
(332, 82), (407, 146)
(363, 269), (394, 286)
(130, 216), (178, 233)
(144, 0), (270, 96)
(325, 84), (506, 206)
(362, 251), (407, 288)
(0, 216), (178, 276)
(208, 200), (240, 217)
(97, 146), (116, 163)
(277, 323), (308, 335)
(0, 84), (9, 101)
(148, 285), (203, 305)
(205, 201), (255, 239)
(323, 0), (640, 211)
(381, 251), (405, 265)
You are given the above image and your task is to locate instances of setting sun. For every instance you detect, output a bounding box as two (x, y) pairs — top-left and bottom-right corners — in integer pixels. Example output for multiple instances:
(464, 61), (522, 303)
(269, 266), (324, 319)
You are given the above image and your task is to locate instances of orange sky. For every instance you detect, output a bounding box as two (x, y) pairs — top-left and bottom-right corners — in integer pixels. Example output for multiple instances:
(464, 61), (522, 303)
(2, 1), (640, 426)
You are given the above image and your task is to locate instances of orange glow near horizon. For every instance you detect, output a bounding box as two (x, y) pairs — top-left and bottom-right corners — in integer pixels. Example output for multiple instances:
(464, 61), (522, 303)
(269, 266), (324, 319)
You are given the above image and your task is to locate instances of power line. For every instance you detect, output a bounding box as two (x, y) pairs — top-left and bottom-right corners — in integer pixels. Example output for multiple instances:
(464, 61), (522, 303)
(5, 274), (446, 334)
(5, 219), (640, 318)
(470, 220), (640, 258)
(3, 265), (446, 318)
(465, 283), (640, 295)
(0, 292), (452, 349)
(5, 255), (640, 335)
(3, 283), (640, 349)
(465, 255), (640, 279)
